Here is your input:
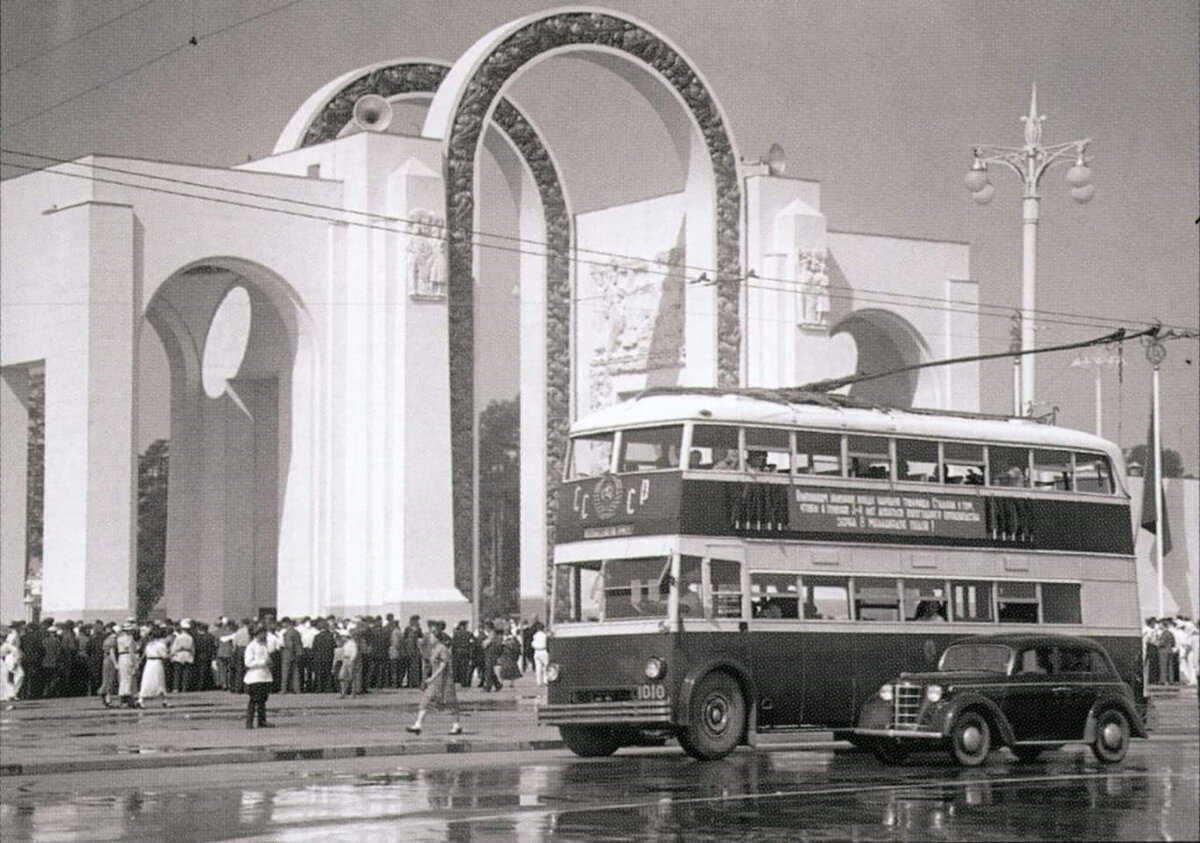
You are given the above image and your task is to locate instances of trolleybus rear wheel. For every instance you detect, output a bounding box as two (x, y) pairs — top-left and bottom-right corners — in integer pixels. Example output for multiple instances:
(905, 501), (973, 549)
(678, 672), (745, 761)
(559, 725), (622, 758)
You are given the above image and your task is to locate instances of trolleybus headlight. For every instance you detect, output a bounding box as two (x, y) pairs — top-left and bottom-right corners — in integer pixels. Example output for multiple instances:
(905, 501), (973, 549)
(545, 662), (561, 683)
(878, 684), (894, 702)
(925, 684), (943, 703)
(644, 658), (666, 680)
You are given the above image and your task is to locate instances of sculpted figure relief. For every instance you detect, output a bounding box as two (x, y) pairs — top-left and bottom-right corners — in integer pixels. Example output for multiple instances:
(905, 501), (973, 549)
(408, 211), (447, 299)
(798, 248), (830, 328)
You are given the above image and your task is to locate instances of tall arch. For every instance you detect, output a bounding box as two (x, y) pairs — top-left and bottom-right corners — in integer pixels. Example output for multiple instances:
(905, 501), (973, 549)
(277, 59), (571, 606)
(145, 258), (315, 621)
(424, 8), (744, 576)
(832, 309), (940, 409)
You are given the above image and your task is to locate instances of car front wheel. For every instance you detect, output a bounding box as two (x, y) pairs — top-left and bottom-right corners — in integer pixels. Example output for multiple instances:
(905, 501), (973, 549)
(949, 710), (991, 767)
(1091, 709), (1131, 764)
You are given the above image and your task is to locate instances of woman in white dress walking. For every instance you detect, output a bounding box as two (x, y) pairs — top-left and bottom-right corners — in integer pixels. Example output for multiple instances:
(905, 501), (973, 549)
(137, 627), (170, 708)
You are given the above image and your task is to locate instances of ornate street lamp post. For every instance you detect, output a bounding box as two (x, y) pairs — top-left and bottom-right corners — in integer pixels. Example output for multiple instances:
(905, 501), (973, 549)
(965, 85), (1095, 416)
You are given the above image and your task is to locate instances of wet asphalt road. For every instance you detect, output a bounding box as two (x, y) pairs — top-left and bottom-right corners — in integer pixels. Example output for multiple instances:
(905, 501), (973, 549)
(2, 735), (1196, 842)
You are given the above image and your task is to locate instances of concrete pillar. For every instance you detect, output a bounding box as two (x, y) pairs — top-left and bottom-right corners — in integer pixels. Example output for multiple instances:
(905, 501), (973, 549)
(39, 203), (139, 620)
(386, 153), (469, 620)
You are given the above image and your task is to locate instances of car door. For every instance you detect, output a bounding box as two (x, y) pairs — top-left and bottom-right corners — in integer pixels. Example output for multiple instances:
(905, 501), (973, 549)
(1002, 645), (1057, 741)
(1051, 645), (1101, 739)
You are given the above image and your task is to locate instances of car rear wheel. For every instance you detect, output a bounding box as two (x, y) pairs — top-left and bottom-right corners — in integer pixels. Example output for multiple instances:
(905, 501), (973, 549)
(872, 739), (910, 765)
(1091, 709), (1131, 764)
(678, 672), (745, 760)
(559, 725), (621, 758)
(949, 710), (991, 767)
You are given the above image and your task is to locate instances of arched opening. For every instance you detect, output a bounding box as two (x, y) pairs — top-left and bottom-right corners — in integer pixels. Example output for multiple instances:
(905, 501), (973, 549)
(145, 260), (307, 622)
(832, 309), (938, 409)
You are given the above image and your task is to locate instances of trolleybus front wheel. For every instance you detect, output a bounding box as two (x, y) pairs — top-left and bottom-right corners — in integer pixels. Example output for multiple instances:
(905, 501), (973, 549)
(559, 725), (622, 758)
(678, 672), (745, 761)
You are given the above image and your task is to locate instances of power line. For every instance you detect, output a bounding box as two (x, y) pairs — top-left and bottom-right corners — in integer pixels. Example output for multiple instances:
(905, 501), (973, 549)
(5, 147), (1193, 335)
(0, 0), (161, 77)
(1, 149), (1195, 340)
(0, 0), (310, 132)
(9, 146), (1179, 335)
(799, 325), (1162, 394)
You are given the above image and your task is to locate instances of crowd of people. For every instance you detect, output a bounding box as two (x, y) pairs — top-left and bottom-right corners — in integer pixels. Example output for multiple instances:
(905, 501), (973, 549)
(0, 613), (553, 716)
(1143, 615), (1199, 687)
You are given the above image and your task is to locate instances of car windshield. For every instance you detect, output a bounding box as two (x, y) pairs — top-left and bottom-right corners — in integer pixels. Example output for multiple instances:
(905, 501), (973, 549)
(938, 643), (1013, 673)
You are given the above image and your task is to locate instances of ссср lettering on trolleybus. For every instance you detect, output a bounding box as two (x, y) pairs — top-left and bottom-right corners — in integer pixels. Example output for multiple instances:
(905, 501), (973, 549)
(536, 388), (1146, 761)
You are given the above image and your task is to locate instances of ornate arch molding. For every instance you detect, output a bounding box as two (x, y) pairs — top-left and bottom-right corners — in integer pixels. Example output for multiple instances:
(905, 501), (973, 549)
(436, 10), (743, 575)
(285, 60), (571, 594)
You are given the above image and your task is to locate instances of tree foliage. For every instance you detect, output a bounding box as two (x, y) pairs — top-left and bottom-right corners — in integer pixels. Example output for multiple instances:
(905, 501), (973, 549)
(25, 368), (44, 571)
(1124, 444), (1184, 478)
(475, 398), (520, 618)
(137, 439), (170, 617)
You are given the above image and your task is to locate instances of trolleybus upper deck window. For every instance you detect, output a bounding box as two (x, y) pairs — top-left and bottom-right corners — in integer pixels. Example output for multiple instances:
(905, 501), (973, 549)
(795, 431), (842, 477)
(1073, 452), (1115, 493)
(691, 424), (740, 470)
(744, 427), (791, 473)
(989, 446), (1030, 487)
(943, 442), (985, 485)
(619, 426), (682, 473)
(896, 438), (940, 484)
(848, 435), (891, 480)
(1033, 449), (1073, 491)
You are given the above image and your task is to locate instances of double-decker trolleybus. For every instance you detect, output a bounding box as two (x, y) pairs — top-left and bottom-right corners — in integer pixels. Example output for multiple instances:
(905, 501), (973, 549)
(536, 387), (1144, 760)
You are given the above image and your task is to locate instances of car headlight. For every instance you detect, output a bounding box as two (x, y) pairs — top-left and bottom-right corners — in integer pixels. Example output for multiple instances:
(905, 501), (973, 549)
(925, 684), (943, 703)
(878, 683), (894, 702)
(644, 657), (666, 680)
(546, 662), (561, 683)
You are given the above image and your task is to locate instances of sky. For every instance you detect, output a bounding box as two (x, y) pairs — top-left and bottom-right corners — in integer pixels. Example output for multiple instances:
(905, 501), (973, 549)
(2, 0), (1197, 470)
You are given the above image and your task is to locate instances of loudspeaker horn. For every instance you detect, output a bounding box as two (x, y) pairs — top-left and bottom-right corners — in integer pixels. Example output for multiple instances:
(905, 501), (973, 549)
(352, 94), (393, 132)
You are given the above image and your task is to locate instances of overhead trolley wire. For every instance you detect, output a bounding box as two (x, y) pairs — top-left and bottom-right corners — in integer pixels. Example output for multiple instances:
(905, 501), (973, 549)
(0, 0), (310, 132)
(1, 148), (1195, 340)
(0, 0), (161, 77)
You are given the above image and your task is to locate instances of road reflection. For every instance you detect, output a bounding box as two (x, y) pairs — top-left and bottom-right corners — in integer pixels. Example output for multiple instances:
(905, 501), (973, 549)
(0, 742), (1195, 841)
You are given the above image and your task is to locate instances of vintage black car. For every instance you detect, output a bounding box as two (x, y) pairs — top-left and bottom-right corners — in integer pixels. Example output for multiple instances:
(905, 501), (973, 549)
(854, 633), (1146, 766)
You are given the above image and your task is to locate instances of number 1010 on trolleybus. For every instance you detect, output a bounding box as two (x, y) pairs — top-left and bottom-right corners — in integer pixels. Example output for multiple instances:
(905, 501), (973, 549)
(536, 387), (1145, 760)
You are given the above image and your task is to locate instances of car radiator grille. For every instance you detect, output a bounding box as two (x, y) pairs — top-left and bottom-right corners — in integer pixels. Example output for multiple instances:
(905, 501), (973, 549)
(891, 683), (924, 728)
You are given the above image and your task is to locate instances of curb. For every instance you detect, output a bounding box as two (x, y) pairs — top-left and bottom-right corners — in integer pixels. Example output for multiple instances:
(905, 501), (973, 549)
(0, 738), (855, 778)
(0, 738), (569, 777)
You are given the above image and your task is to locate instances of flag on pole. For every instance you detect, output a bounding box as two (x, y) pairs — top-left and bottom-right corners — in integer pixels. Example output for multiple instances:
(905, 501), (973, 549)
(1139, 400), (1173, 558)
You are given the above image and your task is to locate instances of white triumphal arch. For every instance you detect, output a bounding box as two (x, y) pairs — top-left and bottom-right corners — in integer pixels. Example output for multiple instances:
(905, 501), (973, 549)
(0, 7), (977, 623)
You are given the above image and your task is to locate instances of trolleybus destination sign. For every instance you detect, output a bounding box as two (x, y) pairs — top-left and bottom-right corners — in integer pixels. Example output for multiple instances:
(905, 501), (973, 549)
(789, 488), (984, 538)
